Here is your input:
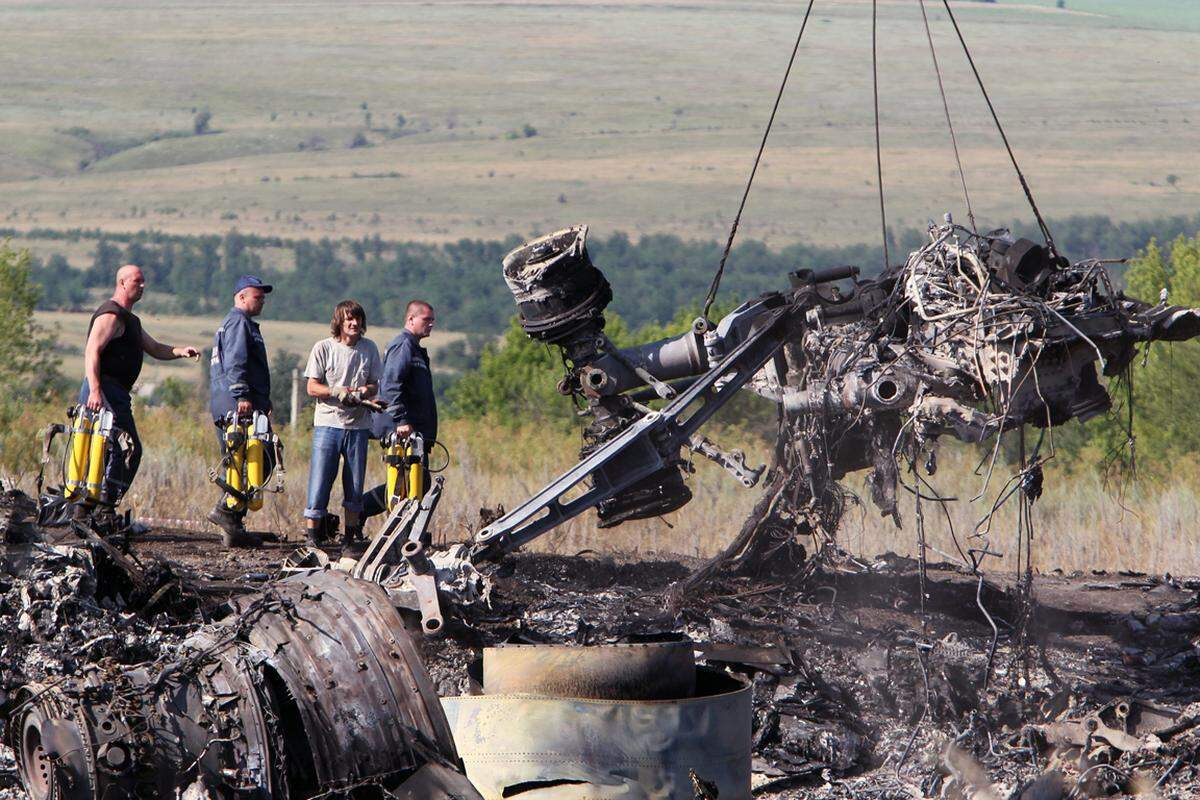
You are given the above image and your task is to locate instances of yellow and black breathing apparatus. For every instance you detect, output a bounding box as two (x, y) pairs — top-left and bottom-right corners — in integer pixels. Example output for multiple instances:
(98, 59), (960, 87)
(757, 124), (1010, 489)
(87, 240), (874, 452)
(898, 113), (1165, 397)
(384, 432), (427, 511)
(209, 411), (285, 514)
(37, 405), (128, 508)
(55, 405), (115, 503)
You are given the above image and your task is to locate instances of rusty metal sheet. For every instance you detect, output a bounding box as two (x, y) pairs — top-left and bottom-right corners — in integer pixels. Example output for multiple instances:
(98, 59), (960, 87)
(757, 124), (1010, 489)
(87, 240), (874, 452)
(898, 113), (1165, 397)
(482, 637), (696, 700)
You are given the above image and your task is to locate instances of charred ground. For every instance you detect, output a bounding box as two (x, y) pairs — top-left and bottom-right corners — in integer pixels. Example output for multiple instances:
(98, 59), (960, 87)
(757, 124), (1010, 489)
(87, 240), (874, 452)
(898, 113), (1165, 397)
(3, 495), (1197, 799)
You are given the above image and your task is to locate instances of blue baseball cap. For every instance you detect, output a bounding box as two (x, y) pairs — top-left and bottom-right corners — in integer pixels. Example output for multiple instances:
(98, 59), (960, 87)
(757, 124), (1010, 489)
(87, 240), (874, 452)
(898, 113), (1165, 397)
(235, 275), (273, 294)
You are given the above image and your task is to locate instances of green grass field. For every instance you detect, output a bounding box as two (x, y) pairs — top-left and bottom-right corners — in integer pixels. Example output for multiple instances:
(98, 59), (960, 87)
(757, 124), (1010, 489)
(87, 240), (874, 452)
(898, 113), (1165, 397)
(0, 0), (1197, 248)
(36, 310), (467, 390)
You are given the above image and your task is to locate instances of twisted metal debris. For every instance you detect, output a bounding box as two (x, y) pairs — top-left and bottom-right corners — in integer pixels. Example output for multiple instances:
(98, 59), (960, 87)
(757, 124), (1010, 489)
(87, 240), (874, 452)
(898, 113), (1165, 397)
(1, 530), (477, 800)
(477, 221), (1200, 582)
(4, 218), (1200, 799)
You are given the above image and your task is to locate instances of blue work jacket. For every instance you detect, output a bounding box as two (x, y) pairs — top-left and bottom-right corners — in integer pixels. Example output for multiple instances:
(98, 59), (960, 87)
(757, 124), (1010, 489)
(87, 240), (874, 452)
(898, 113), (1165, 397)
(372, 330), (437, 443)
(210, 308), (272, 421)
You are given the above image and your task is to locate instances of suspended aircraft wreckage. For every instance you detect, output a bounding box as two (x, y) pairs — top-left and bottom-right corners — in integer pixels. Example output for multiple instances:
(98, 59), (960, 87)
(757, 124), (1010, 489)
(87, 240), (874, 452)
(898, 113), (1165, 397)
(5, 2), (1200, 799)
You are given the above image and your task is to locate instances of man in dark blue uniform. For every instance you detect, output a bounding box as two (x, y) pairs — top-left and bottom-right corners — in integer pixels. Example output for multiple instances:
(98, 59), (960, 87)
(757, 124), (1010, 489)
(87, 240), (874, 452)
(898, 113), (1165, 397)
(363, 300), (438, 521)
(207, 275), (273, 547)
(378, 300), (438, 445)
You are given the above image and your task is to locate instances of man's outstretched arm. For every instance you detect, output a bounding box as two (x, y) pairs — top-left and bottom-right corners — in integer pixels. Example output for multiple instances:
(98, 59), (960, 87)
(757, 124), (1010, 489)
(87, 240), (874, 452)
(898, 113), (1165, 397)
(142, 329), (200, 361)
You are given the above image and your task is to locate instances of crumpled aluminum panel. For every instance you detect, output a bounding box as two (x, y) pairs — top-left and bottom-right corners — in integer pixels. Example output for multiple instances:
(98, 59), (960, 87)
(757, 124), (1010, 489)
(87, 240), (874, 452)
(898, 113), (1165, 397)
(442, 667), (752, 800)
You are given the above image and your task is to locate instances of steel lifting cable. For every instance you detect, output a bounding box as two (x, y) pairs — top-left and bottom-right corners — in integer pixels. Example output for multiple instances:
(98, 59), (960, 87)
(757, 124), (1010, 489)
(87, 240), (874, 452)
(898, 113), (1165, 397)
(918, 0), (976, 233)
(701, 0), (818, 321)
(939, 0), (1057, 258)
(871, 0), (890, 270)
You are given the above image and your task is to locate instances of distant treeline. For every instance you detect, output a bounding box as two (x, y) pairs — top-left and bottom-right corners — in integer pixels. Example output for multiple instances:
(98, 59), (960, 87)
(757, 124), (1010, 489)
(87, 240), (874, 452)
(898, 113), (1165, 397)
(10, 211), (1200, 332)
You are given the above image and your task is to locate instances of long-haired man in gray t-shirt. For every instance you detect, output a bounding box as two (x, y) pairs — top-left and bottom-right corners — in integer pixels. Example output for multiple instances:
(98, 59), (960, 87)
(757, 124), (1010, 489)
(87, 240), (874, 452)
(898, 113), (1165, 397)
(303, 300), (382, 548)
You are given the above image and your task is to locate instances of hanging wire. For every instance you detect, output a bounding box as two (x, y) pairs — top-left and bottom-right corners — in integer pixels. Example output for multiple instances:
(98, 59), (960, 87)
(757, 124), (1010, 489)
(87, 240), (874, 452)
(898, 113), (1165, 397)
(939, 0), (1058, 258)
(701, 0), (818, 321)
(871, 0), (890, 269)
(918, 0), (976, 233)
(912, 449), (929, 627)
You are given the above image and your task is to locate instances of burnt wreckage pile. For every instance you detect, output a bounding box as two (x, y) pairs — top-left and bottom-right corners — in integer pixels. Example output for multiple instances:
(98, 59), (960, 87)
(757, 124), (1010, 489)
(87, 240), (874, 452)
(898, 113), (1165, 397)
(430, 552), (1200, 798)
(3, 219), (1200, 799)
(1, 566), (476, 799)
(3, 532), (1200, 798)
(0, 497), (477, 800)
(483, 221), (1200, 571)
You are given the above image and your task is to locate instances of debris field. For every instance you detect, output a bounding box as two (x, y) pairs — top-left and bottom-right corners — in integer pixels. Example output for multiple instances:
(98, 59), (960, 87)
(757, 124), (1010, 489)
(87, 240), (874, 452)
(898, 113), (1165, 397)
(5, 221), (1200, 798)
(2, 491), (1197, 799)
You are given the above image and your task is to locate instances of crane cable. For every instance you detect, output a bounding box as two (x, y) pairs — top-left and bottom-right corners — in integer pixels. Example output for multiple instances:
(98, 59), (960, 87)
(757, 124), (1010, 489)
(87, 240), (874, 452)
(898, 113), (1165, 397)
(701, 0), (818, 321)
(918, 0), (976, 234)
(939, 0), (1057, 257)
(703, 0), (1060, 317)
(871, 0), (890, 270)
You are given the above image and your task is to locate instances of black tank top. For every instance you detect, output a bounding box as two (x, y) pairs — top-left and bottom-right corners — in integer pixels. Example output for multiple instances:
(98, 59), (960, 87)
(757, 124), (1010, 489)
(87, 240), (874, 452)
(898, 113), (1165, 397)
(88, 300), (144, 390)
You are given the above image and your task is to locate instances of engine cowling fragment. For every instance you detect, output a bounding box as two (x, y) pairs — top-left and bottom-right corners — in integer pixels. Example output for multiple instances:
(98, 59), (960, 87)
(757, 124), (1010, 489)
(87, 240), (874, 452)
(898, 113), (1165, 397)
(7, 570), (477, 800)
(502, 224), (612, 345)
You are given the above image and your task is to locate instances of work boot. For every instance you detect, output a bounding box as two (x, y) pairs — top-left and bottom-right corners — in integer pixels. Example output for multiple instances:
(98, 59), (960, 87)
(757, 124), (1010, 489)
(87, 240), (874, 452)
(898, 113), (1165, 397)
(90, 505), (120, 535)
(305, 519), (324, 546)
(220, 527), (263, 549)
(207, 504), (242, 536)
(342, 526), (367, 558)
(322, 514), (340, 542)
(209, 504), (259, 549)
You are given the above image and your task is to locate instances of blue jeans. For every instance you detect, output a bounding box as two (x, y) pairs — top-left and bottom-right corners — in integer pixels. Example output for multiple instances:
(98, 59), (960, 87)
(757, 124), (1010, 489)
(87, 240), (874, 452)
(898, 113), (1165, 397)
(76, 378), (141, 505)
(304, 426), (370, 520)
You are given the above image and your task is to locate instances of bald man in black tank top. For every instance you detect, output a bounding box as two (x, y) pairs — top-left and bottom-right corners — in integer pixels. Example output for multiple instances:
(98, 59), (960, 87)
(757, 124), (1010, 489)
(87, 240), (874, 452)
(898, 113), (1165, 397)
(78, 265), (200, 512)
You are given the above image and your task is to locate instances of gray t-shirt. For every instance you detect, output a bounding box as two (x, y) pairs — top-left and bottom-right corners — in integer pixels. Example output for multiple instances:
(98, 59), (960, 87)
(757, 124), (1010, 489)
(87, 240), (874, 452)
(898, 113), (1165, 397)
(304, 337), (383, 429)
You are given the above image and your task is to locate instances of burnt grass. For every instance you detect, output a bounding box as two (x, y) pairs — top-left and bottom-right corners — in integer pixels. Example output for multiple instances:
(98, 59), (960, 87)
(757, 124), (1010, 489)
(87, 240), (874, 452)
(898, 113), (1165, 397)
(2, 518), (1199, 799)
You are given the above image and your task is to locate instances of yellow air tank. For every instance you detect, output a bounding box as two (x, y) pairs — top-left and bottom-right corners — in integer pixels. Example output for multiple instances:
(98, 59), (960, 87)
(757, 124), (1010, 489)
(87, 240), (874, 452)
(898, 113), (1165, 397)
(384, 436), (406, 511)
(65, 406), (93, 501)
(246, 412), (269, 511)
(84, 410), (112, 502)
(384, 432), (427, 510)
(223, 420), (247, 513)
(406, 434), (426, 499)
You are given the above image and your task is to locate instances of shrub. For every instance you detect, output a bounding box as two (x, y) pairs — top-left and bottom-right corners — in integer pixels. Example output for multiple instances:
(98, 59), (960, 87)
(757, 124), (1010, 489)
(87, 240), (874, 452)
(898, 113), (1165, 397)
(151, 377), (194, 410)
(0, 241), (60, 395)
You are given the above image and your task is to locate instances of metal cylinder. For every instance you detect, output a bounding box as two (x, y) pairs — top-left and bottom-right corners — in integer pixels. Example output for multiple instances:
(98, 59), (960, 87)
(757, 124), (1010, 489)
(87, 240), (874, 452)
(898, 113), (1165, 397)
(783, 371), (913, 415)
(482, 636), (696, 700)
(790, 264), (859, 286)
(290, 367), (301, 427)
(588, 330), (708, 396)
(443, 666), (752, 800)
(64, 407), (93, 501)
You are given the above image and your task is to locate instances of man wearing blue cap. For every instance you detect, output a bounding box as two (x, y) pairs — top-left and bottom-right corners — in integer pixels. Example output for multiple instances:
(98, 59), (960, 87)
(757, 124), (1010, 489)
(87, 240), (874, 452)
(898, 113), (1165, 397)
(208, 275), (274, 547)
